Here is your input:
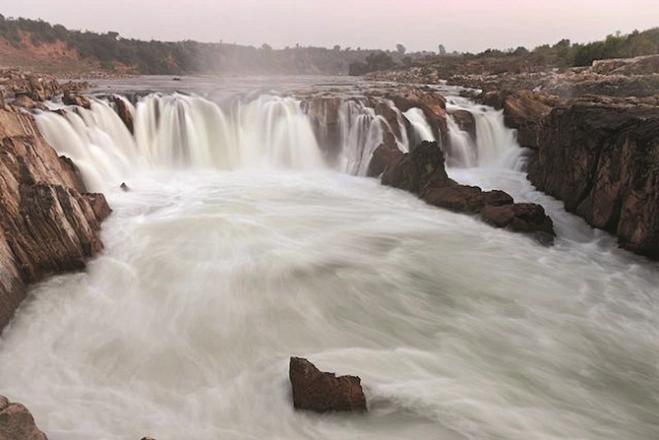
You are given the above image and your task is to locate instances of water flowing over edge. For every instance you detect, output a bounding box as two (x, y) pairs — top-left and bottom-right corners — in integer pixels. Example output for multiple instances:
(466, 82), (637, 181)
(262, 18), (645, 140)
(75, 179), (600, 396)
(36, 92), (522, 192)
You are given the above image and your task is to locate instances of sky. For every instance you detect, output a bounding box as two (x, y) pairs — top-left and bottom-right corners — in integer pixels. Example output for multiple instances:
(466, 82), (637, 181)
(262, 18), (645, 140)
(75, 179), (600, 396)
(1, 0), (658, 52)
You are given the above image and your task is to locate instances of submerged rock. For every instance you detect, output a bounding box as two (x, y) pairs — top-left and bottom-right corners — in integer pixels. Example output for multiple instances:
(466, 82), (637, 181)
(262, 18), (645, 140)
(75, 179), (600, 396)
(0, 395), (47, 440)
(289, 357), (367, 413)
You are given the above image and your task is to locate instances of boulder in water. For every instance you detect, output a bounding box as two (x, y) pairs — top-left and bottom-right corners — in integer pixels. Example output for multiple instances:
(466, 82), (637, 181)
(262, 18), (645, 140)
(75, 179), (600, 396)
(448, 109), (476, 142)
(381, 141), (453, 194)
(0, 395), (48, 440)
(289, 357), (367, 413)
(112, 96), (134, 134)
(367, 143), (404, 177)
(120, 182), (130, 192)
(481, 203), (556, 244)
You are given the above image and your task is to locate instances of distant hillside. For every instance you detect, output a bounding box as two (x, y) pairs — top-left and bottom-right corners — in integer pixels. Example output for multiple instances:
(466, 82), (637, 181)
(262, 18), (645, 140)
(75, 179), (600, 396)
(0, 15), (434, 75)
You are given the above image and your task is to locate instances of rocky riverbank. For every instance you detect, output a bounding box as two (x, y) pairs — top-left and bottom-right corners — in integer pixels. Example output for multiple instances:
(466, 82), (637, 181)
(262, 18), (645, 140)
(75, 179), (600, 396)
(0, 87), (110, 331)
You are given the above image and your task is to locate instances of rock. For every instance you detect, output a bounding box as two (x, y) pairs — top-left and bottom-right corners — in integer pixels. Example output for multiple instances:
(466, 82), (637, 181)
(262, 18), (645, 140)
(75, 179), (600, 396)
(502, 91), (559, 150)
(367, 144), (404, 177)
(12, 95), (38, 110)
(0, 396), (47, 440)
(528, 96), (659, 258)
(481, 203), (556, 244)
(448, 109), (476, 142)
(120, 182), (130, 192)
(423, 185), (514, 214)
(0, 106), (110, 330)
(289, 357), (367, 413)
(381, 141), (453, 194)
(112, 96), (134, 134)
(301, 97), (342, 160)
(62, 92), (91, 109)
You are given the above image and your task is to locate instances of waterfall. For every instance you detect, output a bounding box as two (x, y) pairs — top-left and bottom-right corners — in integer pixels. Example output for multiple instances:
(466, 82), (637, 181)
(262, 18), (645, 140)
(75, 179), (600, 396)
(446, 97), (521, 168)
(36, 94), (325, 192)
(403, 108), (435, 145)
(336, 100), (386, 176)
(35, 92), (523, 191)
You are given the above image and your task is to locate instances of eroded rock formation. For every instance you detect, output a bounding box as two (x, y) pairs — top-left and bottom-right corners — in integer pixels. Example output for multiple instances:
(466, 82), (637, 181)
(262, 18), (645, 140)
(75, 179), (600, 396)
(0, 105), (110, 330)
(289, 357), (367, 413)
(528, 96), (659, 257)
(0, 395), (47, 440)
(376, 141), (555, 243)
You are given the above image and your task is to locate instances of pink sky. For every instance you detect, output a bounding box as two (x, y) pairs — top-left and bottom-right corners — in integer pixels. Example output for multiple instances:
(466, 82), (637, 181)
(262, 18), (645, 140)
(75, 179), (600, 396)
(1, 0), (657, 52)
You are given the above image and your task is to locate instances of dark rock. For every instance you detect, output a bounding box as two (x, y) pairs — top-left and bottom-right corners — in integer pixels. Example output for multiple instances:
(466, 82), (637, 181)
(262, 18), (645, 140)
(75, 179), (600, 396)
(289, 357), (367, 413)
(423, 186), (515, 214)
(120, 182), (130, 192)
(112, 96), (134, 134)
(502, 91), (560, 150)
(0, 396), (47, 440)
(481, 203), (556, 244)
(367, 144), (404, 177)
(381, 141), (453, 194)
(528, 96), (659, 258)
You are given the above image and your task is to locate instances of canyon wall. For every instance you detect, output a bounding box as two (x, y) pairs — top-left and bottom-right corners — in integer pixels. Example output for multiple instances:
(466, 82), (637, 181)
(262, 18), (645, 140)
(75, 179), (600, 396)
(0, 104), (110, 330)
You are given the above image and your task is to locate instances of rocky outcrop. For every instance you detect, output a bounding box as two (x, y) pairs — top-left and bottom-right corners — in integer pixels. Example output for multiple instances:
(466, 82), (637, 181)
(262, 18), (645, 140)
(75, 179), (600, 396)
(500, 91), (562, 150)
(0, 69), (88, 103)
(367, 143), (404, 177)
(62, 92), (91, 109)
(289, 357), (367, 413)
(112, 96), (134, 134)
(0, 106), (110, 330)
(528, 96), (659, 258)
(378, 141), (555, 242)
(448, 109), (476, 142)
(0, 395), (47, 440)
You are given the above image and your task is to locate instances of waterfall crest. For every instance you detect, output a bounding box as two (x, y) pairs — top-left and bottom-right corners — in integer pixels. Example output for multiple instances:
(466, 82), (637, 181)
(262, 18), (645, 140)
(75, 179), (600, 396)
(35, 92), (522, 191)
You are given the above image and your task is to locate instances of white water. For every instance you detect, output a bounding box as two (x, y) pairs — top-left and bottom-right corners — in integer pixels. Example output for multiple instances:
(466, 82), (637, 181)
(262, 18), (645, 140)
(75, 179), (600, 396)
(2, 87), (659, 440)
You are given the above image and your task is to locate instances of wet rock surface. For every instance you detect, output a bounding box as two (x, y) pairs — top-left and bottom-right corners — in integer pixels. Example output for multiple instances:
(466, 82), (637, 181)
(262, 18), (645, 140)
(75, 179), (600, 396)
(289, 357), (367, 413)
(0, 105), (110, 330)
(528, 96), (659, 258)
(377, 141), (555, 242)
(0, 395), (47, 440)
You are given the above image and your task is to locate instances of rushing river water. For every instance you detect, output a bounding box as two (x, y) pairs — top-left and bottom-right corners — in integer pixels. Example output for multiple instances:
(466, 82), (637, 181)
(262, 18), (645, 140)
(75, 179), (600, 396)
(1, 77), (658, 440)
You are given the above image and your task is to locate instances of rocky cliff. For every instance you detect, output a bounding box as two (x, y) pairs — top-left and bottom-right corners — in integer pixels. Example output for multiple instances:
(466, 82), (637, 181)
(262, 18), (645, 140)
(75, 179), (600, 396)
(528, 96), (659, 258)
(0, 104), (110, 330)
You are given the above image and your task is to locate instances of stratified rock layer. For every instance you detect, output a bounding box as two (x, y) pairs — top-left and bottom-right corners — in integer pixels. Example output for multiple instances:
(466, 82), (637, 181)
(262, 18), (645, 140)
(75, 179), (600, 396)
(289, 357), (367, 413)
(0, 395), (47, 440)
(0, 106), (110, 330)
(528, 96), (659, 258)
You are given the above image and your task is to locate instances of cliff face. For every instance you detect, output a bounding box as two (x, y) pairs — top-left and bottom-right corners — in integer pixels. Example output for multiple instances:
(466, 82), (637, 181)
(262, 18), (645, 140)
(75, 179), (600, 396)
(528, 97), (659, 258)
(0, 105), (110, 330)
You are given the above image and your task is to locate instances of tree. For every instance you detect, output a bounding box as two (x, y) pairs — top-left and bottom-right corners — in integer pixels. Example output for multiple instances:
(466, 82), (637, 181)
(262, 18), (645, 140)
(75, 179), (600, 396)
(333, 45), (341, 51)
(396, 44), (406, 55)
(261, 43), (272, 51)
(438, 44), (446, 56)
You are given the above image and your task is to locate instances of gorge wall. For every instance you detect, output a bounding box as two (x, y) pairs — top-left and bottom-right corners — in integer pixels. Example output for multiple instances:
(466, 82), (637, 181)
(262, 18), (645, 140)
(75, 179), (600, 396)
(0, 103), (110, 331)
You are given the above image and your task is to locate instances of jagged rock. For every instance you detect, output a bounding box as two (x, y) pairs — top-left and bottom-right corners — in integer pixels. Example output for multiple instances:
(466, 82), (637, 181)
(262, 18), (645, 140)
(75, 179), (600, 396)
(367, 143), (404, 177)
(423, 186), (513, 214)
(62, 92), (91, 109)
(0, 396), (47, 440)
(528, 96), (659, 258)
(381, 141), (452, 194)
(481, 203), (556, 244)
(0, 106), (110, 330)
(502, 91), (560, 150)
(113, 96), (134, 134)
(289, 357), (367, 413)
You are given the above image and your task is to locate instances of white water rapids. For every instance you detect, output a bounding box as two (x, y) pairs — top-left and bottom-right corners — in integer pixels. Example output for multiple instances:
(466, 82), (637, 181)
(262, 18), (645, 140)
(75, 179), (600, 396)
(1, 84), (658, 440)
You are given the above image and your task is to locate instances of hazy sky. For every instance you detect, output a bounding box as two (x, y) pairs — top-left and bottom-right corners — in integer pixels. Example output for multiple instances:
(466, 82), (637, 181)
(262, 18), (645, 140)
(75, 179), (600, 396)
(1, 0), (658, 52)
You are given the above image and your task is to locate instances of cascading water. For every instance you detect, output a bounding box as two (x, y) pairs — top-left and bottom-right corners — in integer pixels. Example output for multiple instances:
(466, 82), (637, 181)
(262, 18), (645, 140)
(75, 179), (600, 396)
(2, 79), (658, 440)
(36, 94), (325, 191)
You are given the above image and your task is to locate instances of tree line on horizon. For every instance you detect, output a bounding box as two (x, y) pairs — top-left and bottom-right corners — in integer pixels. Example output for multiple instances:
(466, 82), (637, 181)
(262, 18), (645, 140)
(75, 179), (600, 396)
(0, 15), (657, 75)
